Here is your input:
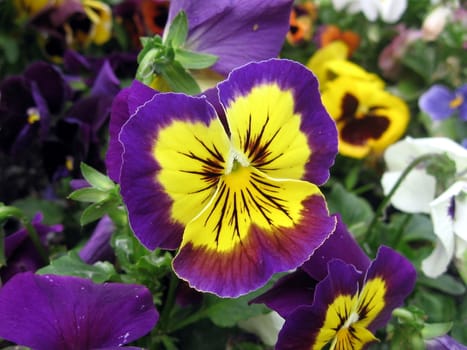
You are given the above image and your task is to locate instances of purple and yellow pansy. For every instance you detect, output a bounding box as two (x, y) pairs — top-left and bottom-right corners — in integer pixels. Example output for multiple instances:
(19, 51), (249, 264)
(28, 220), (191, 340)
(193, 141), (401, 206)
(107, 59), (338, 297)
(252, 215), (416, 350)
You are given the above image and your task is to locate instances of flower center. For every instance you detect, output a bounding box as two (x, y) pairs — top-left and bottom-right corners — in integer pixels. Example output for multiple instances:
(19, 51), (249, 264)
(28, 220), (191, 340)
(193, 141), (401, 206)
(225, 148), (250, 175)
(449, 94), (464, 109)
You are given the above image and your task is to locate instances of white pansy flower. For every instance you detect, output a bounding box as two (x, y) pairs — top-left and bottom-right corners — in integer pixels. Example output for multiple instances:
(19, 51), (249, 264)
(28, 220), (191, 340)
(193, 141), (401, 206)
(382, 137), (467, 278)
(332, 0), (407, 23)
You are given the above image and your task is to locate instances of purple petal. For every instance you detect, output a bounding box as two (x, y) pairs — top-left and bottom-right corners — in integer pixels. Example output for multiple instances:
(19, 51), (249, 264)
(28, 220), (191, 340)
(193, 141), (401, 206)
(105, 80), (159, 182)
(457, 84), (467, 121)
(79, 215), (115, 264)
(119, 93), (221, 249)
(301, 214), (370, 280)
(90, 60), (121, 97)
(0, 273), (158, 350)
(217, 59), (337, 185)
(250, 269), (317, 318)
(426, 335), (467, 350)
(364, 246), (416, 331)
(168, 0), (293, 75)
(419, 85), (456, 121)
(24, 61), (70, 114)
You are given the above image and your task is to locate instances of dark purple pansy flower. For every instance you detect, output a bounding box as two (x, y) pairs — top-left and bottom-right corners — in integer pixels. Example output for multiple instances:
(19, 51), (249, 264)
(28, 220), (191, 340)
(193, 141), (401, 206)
(0, 212), (63, 283)
(107, 59), (338, 297)
(0, 272), (158, 350)
(0, 61), (70, 154)
(164, 0), (293, 76)
(419, 84), (467, 121)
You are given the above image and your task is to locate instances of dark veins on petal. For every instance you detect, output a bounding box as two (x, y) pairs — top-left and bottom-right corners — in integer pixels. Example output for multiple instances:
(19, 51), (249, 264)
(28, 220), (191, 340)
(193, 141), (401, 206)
(242, 113), (284, 170)
(338, 93), (390, 146)
(204, 171), (292, 248)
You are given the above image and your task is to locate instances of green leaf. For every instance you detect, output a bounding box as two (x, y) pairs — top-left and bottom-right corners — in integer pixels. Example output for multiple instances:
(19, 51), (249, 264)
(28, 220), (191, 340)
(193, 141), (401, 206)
(161, 60), (201, 95)
(326, 182), (374, 238)
(11, 198), (64, 225)
(203, 288), (270, 328)
(422, 322), (452, 339)
(175, 48), (218, 69)
(37, 251), (117, 283)
(164, 11), (188, 48)
(418, 274), (466, 296)
(68, 187), (109, 203)
(80, 200), (115, 226)
(0, 34), (19, 63)
(80, 163), (115, 191)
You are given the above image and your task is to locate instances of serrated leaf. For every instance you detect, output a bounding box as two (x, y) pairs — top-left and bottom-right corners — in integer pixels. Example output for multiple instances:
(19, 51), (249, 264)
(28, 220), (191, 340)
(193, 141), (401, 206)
(161, 60), (201, 95)
(175, 48), (218, 69)
(80, 163), (114, 191)
(80, 200), (115, 226)
(164, 10), (188, 48)
(37, 251), (117, 283)
(68, 187), (109, 203)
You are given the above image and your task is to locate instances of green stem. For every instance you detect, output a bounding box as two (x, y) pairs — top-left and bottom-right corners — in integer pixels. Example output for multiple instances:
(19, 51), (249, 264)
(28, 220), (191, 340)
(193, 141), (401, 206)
(392, 214), (412, 249)
(158, 270), (180, 331)
(392, 307), (416, 322)
(167, 308), (210, 333)
(362, 154), (437, 249)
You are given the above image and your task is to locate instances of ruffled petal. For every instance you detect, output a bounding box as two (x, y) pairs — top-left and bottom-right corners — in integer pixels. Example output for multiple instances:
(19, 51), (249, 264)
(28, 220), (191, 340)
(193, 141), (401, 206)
(173, 168), (336, 297)
(364, 246), (416, 331)
(119, 93), (230, 249)
(218, 59), (337, 185)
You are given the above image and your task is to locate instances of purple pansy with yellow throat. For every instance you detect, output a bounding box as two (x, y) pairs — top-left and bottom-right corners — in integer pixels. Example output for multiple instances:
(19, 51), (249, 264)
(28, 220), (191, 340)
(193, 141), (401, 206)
(108, 59), (338, 297)
(252, 215), (416, 350)
(274, 247), (415, 350)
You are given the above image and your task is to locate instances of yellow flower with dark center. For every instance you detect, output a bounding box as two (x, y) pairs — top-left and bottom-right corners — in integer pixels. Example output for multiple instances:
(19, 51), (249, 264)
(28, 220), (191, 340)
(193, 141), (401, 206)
(322, 76), (409, 158)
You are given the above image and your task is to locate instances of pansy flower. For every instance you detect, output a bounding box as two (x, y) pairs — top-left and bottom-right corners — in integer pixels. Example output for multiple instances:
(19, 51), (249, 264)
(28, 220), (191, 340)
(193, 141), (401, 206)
(29, 0), (112, 61)
(317, 25), (360, 57)
(382, 137), (467, 278)
(331, 0), (408, 23)
(252, 215), (416, 349)
(321, 76), (409, 158)
(275, 246), (416, 350)
(0, 272), (158, 350)
(108, 59), (338, 297)
(419, 84), (467, 121)
(286, 1), (316, 46)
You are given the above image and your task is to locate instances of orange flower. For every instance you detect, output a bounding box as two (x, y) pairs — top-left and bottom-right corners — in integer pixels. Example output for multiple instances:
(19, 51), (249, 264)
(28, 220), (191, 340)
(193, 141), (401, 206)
(319, 25), (360, 56)
(287, 1), (317, 45)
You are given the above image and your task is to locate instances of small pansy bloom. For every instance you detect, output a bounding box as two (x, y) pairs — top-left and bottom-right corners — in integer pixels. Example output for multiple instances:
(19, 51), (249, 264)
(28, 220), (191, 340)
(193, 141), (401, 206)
(275, 246), (416, 350)
(252, 215), (416, 349)
(321, 76), (409, 158)
(287, 1), (316, 45)
(108, 59), (338, 297)
(0, 272), (158, 350)
(419, 84), (467, 121)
